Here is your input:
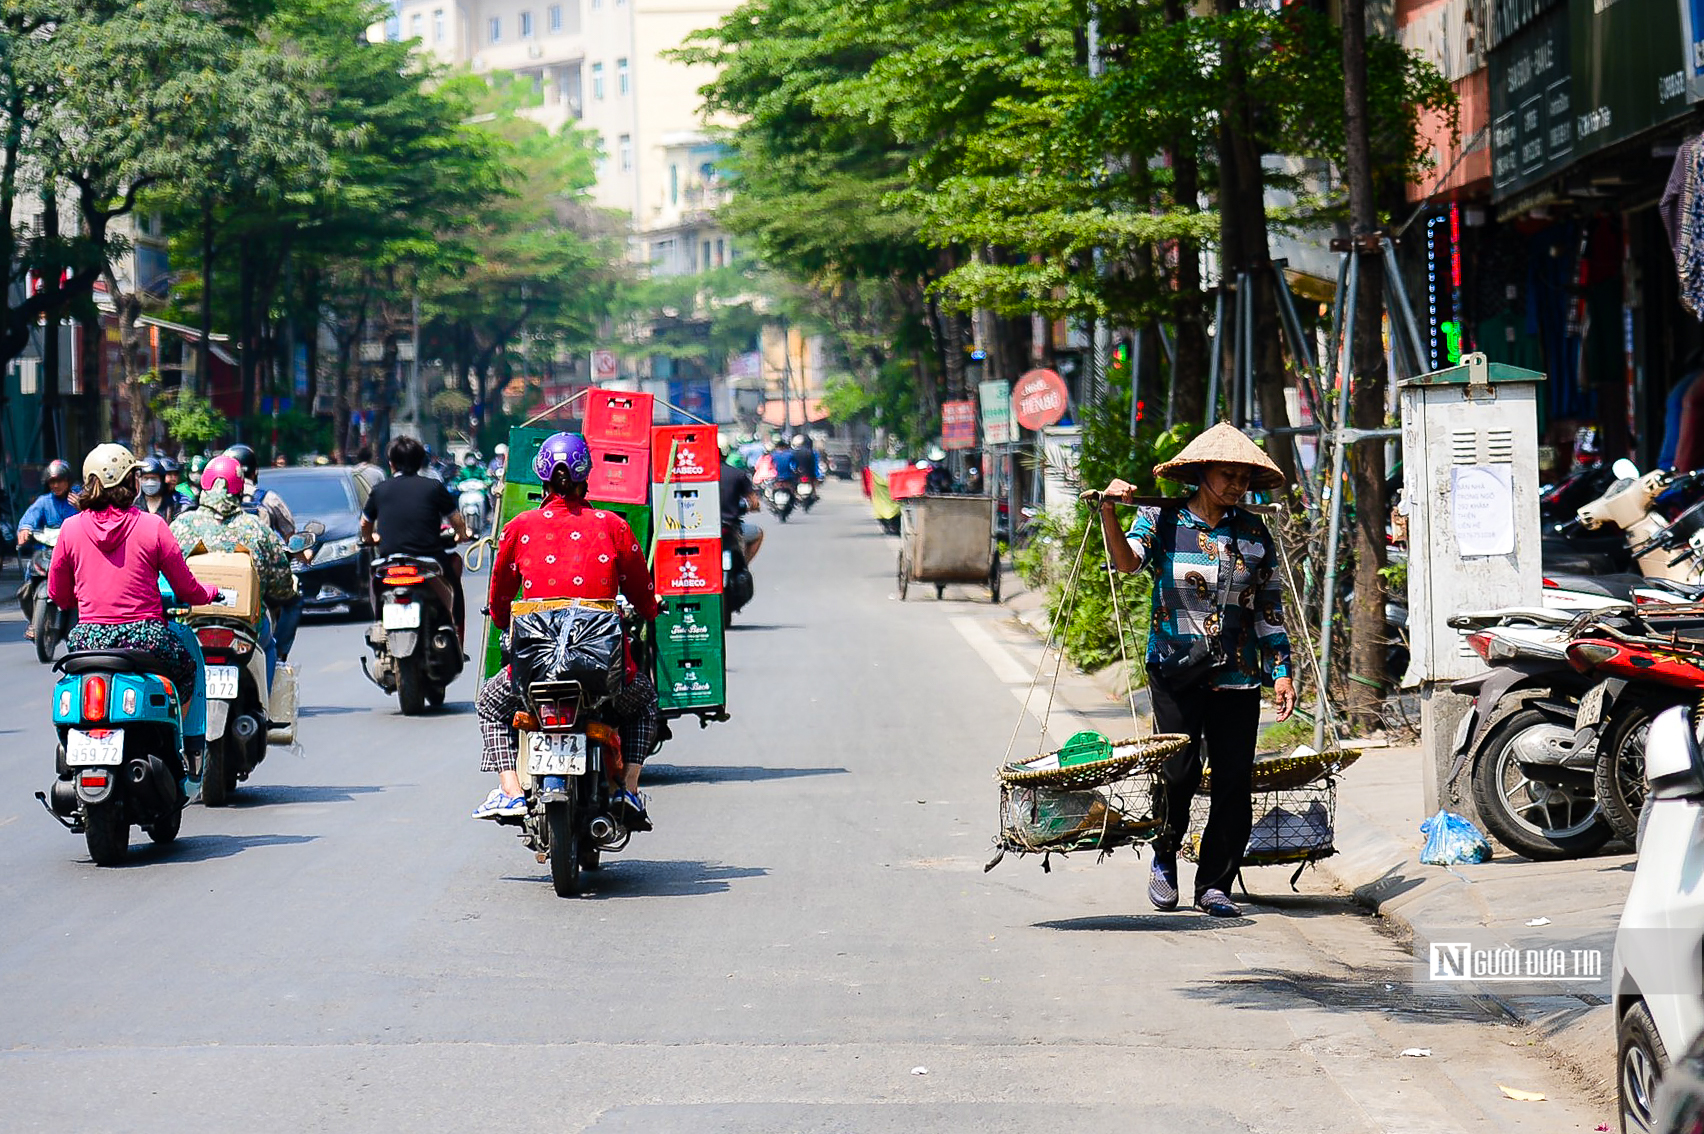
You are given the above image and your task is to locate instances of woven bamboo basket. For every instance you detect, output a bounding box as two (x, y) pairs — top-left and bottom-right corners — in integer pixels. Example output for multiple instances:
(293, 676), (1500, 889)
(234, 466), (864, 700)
(992, 734), (1188, 858)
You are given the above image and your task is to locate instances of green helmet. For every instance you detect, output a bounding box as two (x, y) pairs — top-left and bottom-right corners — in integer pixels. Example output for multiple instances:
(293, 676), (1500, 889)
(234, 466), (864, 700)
(189, 455), (207, 474)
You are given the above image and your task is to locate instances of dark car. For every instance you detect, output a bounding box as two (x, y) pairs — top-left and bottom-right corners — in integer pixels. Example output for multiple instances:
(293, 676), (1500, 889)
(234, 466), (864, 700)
(256, 466), (374, 617)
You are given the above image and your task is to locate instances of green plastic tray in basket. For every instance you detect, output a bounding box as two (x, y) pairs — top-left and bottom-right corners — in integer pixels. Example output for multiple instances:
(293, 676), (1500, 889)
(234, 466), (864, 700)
(999, 733), (1189, 791)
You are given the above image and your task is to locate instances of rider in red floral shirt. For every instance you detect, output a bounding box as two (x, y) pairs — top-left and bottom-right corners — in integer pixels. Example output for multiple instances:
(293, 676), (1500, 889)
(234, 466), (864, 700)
(473, 432), (661, 825)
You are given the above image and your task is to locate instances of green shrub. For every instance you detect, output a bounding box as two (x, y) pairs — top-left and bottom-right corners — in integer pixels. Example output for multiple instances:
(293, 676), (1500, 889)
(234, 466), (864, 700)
(1038, 507), (1152, 681)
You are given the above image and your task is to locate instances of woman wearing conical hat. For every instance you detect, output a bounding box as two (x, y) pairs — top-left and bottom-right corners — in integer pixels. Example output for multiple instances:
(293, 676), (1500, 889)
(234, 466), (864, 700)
(1096, 422), (1296, 919)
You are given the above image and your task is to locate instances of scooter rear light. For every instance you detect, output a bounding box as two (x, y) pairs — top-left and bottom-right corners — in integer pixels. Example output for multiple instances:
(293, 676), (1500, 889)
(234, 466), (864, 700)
(1542, 577), (1559, 589)
(82, 675), (108, 722)
(160, 678), (175, 700)
(1466, 632), (1493, 662)
(79, 771), (108, 789)
(1567, 641), (1621, 673)
(197, 627), (237, 649)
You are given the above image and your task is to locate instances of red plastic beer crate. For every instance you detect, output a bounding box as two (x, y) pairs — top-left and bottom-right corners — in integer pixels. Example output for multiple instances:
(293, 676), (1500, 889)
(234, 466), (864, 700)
(583, 390), (655, 447)
(586, 444), (651, 504)
(652, 425), (720, 483)
(653, 538), (723, 596)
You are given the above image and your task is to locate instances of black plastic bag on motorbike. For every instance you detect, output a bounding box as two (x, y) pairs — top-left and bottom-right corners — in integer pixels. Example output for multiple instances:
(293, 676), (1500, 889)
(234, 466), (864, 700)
(508, 606), (625, 696)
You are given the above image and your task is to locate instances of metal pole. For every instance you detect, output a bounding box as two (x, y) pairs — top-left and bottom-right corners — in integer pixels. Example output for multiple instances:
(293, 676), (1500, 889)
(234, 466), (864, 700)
(1205, 289), (1225, 427)
(1314, 248), (1360, 750)
(409, 295), (422, 435)
(1238, 272), (1255, 432)
(1130, 326), (1145, 435)
(1158, 323), (1177, 430)
(1382, 237), (1427, 381)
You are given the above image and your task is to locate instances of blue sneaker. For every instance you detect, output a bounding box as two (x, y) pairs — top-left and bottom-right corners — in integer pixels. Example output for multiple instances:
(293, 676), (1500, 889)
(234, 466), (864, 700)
(1148, 857), (1180, 911)
(614, 789), (652, 831)
(472, 789), (528, 820)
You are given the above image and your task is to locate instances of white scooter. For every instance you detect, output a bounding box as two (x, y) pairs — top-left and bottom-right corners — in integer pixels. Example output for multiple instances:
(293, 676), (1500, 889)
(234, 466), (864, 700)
(1612, 706), (1704, 1133)
(458, 480), (489, 537)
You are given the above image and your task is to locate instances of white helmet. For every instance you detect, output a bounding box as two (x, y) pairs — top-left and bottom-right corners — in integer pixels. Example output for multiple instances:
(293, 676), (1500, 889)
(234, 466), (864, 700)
(84, 443), (140, 488)
(494, 444), (508, 456)
(791, 434), (806, 448)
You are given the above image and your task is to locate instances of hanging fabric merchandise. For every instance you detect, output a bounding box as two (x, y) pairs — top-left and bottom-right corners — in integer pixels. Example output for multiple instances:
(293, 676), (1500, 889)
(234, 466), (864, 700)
(1676, 136), (1704, 319)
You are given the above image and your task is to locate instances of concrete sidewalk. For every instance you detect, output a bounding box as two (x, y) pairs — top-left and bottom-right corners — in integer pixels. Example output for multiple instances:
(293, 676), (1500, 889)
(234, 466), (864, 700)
(1003, 578), (1632, 1099)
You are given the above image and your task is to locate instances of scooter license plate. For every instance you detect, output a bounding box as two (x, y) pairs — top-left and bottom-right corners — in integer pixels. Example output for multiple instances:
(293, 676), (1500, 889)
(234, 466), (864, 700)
(1577, 682), (1610, 728)
(206, 664), (240, 700)
(382, 602), (422, 630)
(66, 727), (125, 766)
(527, 732), (587, 776)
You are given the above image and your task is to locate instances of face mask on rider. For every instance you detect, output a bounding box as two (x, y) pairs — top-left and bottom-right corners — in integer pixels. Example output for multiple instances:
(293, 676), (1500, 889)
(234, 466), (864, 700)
(140, 477), (163, 497)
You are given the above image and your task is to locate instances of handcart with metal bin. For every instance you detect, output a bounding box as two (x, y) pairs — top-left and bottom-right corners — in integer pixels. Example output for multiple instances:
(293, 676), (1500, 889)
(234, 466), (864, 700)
(896, 493), (1000, 602)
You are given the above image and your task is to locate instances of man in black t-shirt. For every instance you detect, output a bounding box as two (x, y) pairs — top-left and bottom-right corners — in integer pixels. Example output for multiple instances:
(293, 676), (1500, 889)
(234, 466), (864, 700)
(720, 455), (764, 563)
(361, 435), (471, 638)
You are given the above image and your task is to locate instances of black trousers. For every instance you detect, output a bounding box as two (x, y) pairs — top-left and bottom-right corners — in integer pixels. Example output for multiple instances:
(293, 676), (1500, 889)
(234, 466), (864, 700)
(1149, 674), (1262, 900)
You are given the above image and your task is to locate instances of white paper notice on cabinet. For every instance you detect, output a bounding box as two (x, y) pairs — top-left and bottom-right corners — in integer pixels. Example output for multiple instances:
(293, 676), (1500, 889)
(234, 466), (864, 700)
(1452, 464), (1514, 557)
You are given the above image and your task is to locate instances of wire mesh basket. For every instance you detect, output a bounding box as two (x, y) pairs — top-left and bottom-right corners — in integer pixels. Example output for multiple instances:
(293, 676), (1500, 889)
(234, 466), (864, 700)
(1182, 750), (1359, 870)
(991, 734), (1188, 861)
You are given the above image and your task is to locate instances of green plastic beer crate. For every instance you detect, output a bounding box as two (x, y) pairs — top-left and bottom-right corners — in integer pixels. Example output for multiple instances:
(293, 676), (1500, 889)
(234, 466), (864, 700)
(502, 479), (549, 517)
(601, 500), (653, 554)
(657, 595), (724, 650)
(504, 426), (560, 487)
(655, 642), (726, 711)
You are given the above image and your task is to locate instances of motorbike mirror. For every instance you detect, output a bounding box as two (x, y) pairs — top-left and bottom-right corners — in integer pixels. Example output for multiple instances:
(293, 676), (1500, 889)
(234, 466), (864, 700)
(1646, 705), (1704, 801)
(303, 520), (326, 536)
(1612, 458), (1641, 480)
(287, 532), (318, 554)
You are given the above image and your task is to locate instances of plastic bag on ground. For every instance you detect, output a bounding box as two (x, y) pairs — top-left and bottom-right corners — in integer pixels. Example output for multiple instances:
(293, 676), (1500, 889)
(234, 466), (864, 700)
(1419, 808), (1493, 865)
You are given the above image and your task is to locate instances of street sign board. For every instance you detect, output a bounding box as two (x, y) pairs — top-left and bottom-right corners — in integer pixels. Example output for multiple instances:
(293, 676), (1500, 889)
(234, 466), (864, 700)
(978, 380), (1012, 445)
(592, 349), (618, 381)
(941, 399), (977, 450)
(1489, 5), (1571, 201)
(1012, 369), (1069, 431)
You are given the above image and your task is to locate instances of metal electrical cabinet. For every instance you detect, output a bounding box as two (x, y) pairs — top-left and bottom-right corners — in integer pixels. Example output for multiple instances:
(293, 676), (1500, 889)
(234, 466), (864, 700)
(1398, 353), (1546, 685)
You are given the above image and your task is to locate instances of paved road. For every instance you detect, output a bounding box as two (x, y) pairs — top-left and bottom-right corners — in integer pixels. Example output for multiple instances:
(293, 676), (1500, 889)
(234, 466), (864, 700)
(0, 486), (1607, 1131)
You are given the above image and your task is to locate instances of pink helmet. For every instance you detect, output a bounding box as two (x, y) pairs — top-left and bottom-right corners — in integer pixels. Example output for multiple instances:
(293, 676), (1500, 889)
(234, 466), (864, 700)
(201, 455), (244, 496)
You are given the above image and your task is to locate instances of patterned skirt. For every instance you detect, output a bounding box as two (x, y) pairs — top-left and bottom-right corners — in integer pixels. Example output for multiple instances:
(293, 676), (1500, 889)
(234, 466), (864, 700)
(67, 620), (197, 691)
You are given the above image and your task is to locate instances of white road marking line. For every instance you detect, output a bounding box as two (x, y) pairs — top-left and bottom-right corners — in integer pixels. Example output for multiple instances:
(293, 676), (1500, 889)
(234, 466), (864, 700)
(949, 616), (1034, 685)
(319, 660), (356, 674)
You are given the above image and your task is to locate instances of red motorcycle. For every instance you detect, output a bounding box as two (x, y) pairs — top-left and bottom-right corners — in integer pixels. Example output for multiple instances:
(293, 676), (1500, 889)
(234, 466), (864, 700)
(1568, 607), (1704, 841)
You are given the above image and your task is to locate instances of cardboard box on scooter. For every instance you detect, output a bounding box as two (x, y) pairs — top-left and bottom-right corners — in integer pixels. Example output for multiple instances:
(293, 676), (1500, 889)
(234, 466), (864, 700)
(186, 551), (263, 621)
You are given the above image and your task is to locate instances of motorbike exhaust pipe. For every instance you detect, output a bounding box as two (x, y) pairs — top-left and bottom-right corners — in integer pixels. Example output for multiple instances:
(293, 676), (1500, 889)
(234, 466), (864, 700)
(588, 816), (616, 841)
(49, 778), (78, 817)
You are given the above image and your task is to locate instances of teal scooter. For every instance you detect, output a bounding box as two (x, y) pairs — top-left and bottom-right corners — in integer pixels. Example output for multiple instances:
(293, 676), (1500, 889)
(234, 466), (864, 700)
(36, 582), (205, 865)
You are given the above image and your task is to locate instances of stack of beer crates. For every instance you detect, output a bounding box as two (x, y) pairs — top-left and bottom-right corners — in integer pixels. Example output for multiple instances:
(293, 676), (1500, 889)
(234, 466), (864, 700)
(482, 397), (729, 724)
(649, 422), (726, 721)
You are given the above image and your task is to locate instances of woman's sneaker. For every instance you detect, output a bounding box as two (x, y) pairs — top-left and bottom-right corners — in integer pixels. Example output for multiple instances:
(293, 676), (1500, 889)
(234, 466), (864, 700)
(1196, 888), (1242, 918)
(1148, 857), (1180, 911)
(472, 789), (528, 820)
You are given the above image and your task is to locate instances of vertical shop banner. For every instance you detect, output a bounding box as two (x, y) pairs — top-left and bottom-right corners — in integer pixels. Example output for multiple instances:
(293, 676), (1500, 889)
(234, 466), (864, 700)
(941, 399), (977, 450)
(1489, 5), (1572, 200)
(979, 380), (1013, 445)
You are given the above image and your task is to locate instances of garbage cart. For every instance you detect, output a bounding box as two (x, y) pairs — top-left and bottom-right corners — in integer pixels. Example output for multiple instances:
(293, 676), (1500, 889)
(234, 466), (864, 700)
(897, 494), (1000, 602)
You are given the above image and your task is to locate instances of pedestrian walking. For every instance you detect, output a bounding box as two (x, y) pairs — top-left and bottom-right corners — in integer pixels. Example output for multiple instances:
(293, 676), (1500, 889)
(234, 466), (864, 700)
(1095, 422), (1297, 918)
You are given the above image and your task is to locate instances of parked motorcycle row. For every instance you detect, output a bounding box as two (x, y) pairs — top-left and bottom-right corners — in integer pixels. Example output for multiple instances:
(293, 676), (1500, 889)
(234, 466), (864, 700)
(1447, 457), (1704, 861)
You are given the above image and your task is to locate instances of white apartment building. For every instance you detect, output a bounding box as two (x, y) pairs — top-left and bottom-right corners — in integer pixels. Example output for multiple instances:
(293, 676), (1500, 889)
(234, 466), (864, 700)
(385, 0), (737, 259)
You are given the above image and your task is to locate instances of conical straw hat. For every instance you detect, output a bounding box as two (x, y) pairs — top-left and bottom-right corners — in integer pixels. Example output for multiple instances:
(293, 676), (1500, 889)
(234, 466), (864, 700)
(1153, 422), (1285, 491)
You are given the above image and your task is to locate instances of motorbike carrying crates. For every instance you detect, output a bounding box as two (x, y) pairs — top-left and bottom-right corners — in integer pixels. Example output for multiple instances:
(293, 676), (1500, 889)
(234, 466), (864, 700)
(583, 390), (656, 447)
(652, 425), (719, 484)
(655, 643), (725, 710)
(186, 551), (263, 620)
(653, 538), (722, 596)
(653, 482), (718, 541)
(657, 595), (724, 650)
(586, 444), (651, 505)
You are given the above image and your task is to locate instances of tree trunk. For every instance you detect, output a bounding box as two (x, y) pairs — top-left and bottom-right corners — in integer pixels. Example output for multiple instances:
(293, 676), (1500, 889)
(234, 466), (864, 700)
(237, 245), (255, 435)
(198, 196), (214, 397)
(1213, 0), (1296, 482)
(1343, 0), (1388, 723)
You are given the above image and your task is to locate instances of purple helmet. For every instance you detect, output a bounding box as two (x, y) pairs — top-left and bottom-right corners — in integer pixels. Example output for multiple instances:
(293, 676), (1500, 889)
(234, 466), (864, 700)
(533, 432), (593, 485)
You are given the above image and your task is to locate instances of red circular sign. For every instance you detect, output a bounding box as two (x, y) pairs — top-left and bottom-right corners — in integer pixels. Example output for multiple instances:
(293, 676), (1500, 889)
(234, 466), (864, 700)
(1012, 369), (1068, 431)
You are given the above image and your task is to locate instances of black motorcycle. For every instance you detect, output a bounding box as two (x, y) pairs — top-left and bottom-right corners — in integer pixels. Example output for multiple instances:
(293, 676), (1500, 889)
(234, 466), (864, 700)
(496, 603), (652, 897)
(362, 554), (463, 714)
(765, 478), (798, 522)
(18, 527), (72, 664)
(722, 518), (755, 627)
(1450, 610), (1612, 860)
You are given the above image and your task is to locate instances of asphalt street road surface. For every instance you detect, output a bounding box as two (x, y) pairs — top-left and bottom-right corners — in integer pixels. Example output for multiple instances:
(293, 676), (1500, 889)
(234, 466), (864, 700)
(1, 485), (1607, 1132)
